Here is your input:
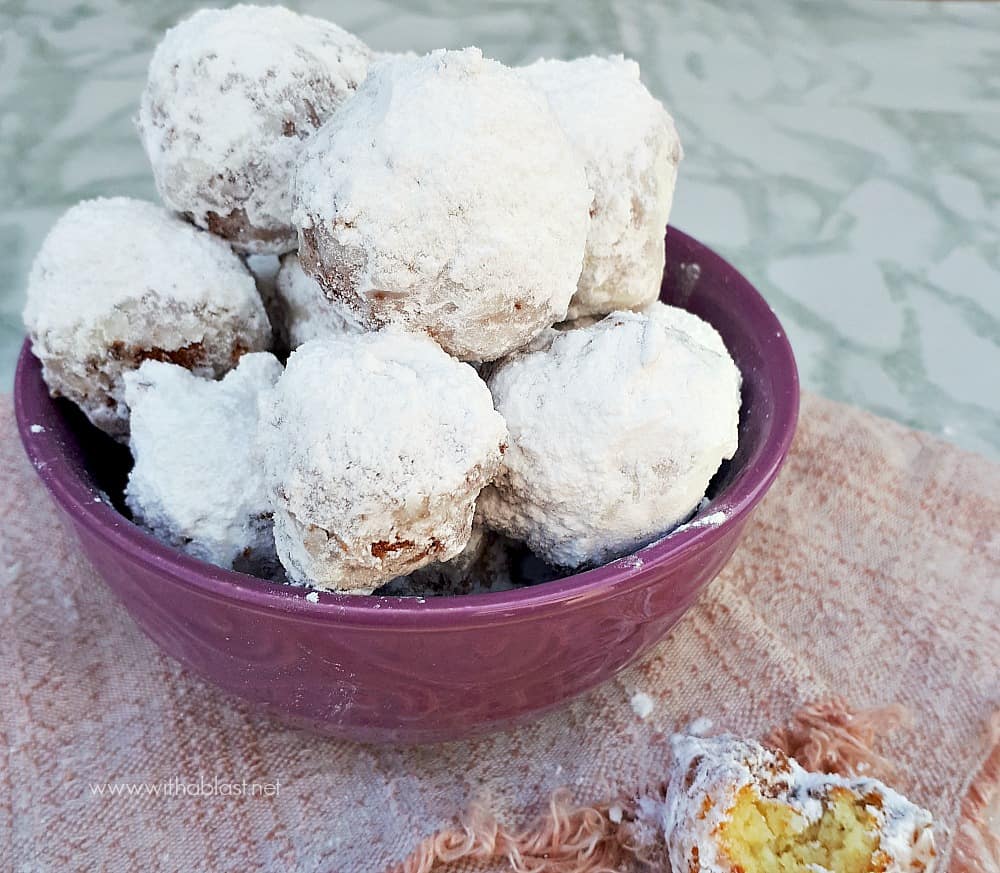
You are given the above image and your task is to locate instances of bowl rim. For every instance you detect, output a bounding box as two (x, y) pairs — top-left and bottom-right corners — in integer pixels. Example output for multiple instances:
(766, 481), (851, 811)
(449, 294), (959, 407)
(14, 226), (799, 629)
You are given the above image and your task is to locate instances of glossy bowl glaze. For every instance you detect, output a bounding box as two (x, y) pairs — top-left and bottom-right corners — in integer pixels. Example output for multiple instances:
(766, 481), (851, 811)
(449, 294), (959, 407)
(14, 227), (798, 743)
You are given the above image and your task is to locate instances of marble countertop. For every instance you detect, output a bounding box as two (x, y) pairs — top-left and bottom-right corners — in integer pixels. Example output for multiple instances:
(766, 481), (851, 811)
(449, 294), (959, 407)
(2, 0), (997, 457)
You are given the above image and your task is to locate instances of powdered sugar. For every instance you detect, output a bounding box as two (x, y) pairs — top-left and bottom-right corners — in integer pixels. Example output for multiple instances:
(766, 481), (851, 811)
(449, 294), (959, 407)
(138, 4), (371, 254)
(630, 691), (655, 720)
(522, 56), (681, 319)
(479, 307), (741, 568)
(124, 352), (283, 572)
(291, 48), (591, 362)
(686, 716), (714, 736)
(679, 511), (728, 530)
(642, 300), (731, 360)
(22, 197), (270, 438)
(258, 331), (508, 593)
(29, 425), (44, 434)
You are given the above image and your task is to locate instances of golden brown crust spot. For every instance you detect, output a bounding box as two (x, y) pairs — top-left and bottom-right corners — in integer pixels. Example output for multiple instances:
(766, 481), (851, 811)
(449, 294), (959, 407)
(371, 538), (415, 560)
(187, 207), (292, 250)
(684, 757), (703, 790)
(110, 340), (205, 369)
(108, 339), (250, 371)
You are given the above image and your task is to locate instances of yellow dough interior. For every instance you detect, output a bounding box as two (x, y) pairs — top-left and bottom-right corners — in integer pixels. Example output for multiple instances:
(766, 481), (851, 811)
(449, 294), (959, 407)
(718, 785), (881, 873)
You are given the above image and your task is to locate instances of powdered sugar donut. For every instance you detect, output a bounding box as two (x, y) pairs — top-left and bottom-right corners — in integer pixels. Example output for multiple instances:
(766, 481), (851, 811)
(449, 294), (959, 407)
(654, 734), (936, 873)
(522, 56), (682, 319)
(259, 331), (508, 593)
(479, 307), (741, 568)
(23, 198), (270, 439)
(275, 253), (364, 350)
(138, 5), (371, 254)
(124, 353), (283, 573)
(292, 48), (591, 362)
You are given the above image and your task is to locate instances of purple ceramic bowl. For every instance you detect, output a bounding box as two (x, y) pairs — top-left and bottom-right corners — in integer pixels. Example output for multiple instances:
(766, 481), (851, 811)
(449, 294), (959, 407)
(14, 227), (798, 743)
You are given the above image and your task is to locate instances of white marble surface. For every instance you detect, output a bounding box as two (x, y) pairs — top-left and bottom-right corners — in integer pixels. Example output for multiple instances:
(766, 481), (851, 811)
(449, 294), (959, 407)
(1, 0), (998, 456)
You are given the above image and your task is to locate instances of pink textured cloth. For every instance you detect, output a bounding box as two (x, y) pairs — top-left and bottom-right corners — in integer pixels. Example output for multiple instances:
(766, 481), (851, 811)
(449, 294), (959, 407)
(0, 391), (997, 872)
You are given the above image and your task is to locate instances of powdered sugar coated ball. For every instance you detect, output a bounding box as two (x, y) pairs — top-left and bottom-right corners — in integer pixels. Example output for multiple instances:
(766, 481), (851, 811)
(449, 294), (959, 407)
(292, 48), (592, 362)
(522, 56), (682, 319)
(124, 353), (283, 573)
(479, 307), (741, 568)
(23, 198), (270, 439)
(275, 253), (365, 350)
(660, 734), (936, 873)
(138, 4), (371, 254)
(259, 331), (509, 593)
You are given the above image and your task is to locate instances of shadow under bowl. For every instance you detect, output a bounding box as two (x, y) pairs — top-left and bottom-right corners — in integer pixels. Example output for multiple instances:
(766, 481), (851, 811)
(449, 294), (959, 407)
(14, 226), (799, 744)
